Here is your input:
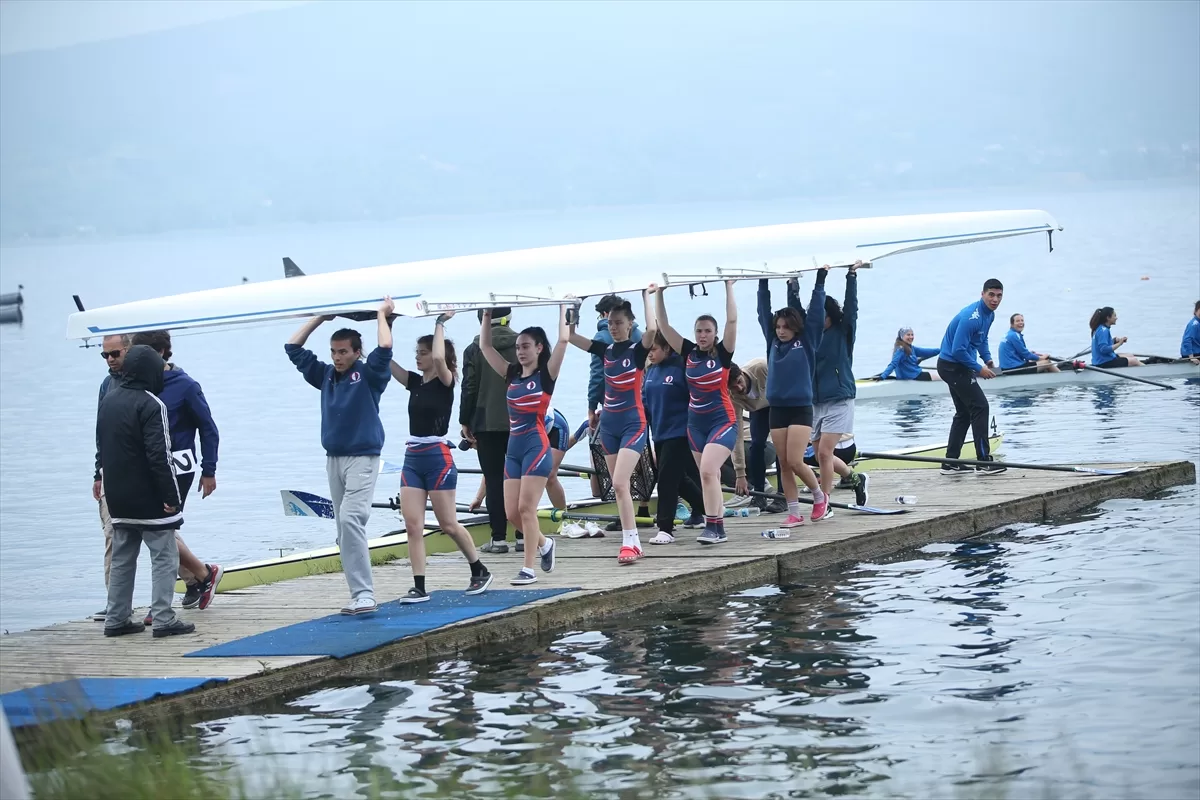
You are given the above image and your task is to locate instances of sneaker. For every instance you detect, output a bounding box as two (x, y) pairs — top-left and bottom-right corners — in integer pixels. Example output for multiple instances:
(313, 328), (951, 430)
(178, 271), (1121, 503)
(92, 609), (107, 622)
(811, 498), (831, 522)
(152, 619), (197, 638)
(480, 540), (509, 554)
(540, 537), (556, 572)
(764, 497), (788, 515)
(726, 493), (752, 508)
(837, 474), (857, 490)
(515, 540), (525, 553)
(144, 611), (153, 626)
(940, 464), (972, 475)
(562, 522), (590, 539)
(465, 572), (494, 595)
(181, 582), (202, 609)
(675, 502), (690, 521)
(582, 521), (605, 538)
(511, 568), (538, 585)
(605, 520), (621, 532)
(749, 495), (768, 512)
(682, 514), (705, 529)
(104, 620), (145, 637)
(976, 461), (1008, 475)
(197, 564), (223, 611)
(781, 513), (806, 528)
(853, 473), (870, 507)
(696, 528), (727, 545)
(400, 587), (430, 604)
(341, 596), (378, 616)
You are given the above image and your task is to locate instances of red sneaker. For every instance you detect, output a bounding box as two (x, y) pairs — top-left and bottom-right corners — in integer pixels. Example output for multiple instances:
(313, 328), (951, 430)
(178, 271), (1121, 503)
(811, 498), (830, 521)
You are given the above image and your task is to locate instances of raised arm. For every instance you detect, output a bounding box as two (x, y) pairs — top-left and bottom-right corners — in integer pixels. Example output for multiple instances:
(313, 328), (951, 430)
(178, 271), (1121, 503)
(655, 287), (685, 352)
(640, 286), (657, 348)
(757, 280), (773, 344)
(478, 310), (511, 377)
(431, 311), (455, 386)
(376, 297), (395, 350)
(567, 310), (594, 352)
(844, 263), (860, 348)
(804, 269), (828, 349)
(547, 304), (572, 380)
(722, 280), (738, 353)
(288, 315), (330, 347)
(390, 359), (414, 386)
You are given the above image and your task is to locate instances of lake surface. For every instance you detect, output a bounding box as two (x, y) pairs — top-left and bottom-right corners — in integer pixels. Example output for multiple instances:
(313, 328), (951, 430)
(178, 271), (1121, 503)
(1, 182), (1198, 795)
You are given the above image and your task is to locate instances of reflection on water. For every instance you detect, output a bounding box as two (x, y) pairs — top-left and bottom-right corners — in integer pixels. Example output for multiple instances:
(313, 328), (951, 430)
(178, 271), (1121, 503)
(158, 488), (1200, 799)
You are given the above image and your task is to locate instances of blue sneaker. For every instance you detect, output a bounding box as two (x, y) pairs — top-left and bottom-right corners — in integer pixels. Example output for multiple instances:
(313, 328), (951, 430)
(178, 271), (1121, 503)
(696, 528), (727, 545)
(683, 514), (705, 529)
(539, 537), (556, 572)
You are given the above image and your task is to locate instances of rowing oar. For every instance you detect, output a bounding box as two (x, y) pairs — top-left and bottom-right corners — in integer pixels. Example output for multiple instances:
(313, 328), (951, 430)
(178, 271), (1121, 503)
(538, 508), (661, 525)
(1047, 356), (1176, 390)
(280, 490), (478, 520)
(456, 467), (591, 478)
(855, 452), (1135, 476)
(721, 485), (907, 515)
(383, 460), (591, 479)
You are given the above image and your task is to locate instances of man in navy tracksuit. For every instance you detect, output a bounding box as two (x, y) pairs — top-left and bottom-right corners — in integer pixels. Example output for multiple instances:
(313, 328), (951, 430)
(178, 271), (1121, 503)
(936, 278), (1006, 474)
(286, 298), (395, 615)
(132, 330), (224, 613)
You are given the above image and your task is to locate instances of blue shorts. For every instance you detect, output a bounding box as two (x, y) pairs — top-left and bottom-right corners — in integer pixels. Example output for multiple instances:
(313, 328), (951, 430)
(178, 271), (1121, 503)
(599, 412), (648, 456)
(546, 409), (570, 451)
(401, 441), (458, 492)
(687, 414), (737, 453)
(504, 433), (552, 480)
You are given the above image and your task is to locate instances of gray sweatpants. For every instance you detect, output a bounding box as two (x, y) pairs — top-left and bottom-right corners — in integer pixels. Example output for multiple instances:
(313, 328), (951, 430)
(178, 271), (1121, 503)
(105, 526), (179, 629)
(327, 455), (379, 600)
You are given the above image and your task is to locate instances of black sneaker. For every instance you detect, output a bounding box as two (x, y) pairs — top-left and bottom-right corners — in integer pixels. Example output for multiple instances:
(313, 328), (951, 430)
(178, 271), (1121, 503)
(152, 619), (196, 638)
(400, 587), (430, 604)
(764, 497), (788, 515)
(465, 572), (493, 596)
(104, 620), (145, 637)
(605, 520), (621, 532)
(682, 514), (705, 529)
(749, 495), (768, 512)
(480, 540), (509, 554)
(940, 464), (972, 475)
(181, 581), (203, 609)
(976, 461), (1008, 475)
(853, 473), (870, 507)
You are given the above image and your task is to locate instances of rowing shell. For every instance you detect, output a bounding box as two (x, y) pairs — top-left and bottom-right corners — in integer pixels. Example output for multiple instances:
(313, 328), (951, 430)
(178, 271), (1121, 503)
(70, 209), (1059, 339)
(857, 361), (1199, 402)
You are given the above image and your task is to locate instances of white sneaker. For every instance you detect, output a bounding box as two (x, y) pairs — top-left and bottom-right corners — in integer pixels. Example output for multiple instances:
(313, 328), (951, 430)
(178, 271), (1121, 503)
(562, 522), (590, 539)
(726, 493), (752, 508)
(341, 596), (378, 616)
(583, 521), (604, 538)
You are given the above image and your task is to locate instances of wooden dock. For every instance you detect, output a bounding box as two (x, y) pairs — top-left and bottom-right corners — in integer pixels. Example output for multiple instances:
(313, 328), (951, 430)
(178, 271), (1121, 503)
(2, 461), (1193, 730)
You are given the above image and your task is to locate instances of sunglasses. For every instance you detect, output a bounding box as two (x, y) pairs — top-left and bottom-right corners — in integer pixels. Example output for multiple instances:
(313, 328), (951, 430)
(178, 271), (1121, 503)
(101, 350), (124, 359)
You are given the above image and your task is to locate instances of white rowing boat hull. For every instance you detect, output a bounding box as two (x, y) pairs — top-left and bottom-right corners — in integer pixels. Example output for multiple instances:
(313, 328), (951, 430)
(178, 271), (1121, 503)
(65, 209), (1060, 339)
(855, 361), (1199, 402)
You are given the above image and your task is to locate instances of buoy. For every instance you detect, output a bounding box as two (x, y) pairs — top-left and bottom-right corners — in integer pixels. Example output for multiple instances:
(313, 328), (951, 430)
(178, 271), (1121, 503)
(1140, 276), (1150, 280)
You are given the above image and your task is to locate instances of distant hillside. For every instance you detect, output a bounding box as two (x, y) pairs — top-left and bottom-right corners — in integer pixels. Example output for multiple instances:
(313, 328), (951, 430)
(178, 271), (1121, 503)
(1, 1), (1197, 241)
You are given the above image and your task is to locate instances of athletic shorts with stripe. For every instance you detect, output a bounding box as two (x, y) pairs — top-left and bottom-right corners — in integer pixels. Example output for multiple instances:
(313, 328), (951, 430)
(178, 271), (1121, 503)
(599, 411), (648, 456)
(546, 409), (570, 451)
(687, 415), (737, 452)
(401, 441), (458, 491)
(505, 433), (553, 479)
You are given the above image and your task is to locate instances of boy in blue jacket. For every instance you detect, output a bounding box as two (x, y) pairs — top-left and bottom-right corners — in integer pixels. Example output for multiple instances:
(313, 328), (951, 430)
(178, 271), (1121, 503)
(286, 298), (394, 615)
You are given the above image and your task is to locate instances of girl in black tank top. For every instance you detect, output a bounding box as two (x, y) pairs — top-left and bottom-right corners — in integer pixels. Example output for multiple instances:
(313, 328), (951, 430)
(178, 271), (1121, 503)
(389, 311), (492, 601)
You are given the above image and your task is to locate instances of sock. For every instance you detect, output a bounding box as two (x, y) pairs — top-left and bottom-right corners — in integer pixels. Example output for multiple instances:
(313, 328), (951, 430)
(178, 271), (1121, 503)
(539, 538), (553, 555)
(469, 559), (486, 577)
(414, 575), (426, 593)
(813, 487), (826, 504)
(715, 520), (725, 535)
(705, 515), (722, 530)
(623, 529), (641, 548)
(788, 501), (802, 516)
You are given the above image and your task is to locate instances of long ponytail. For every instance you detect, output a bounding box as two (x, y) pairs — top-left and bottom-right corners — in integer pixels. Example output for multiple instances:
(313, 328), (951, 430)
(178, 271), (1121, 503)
(1089, 307), (1114, 334)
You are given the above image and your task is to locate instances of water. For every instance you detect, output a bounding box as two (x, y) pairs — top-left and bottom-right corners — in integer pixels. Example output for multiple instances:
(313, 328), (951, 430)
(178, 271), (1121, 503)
(2, 181), (1198, 794)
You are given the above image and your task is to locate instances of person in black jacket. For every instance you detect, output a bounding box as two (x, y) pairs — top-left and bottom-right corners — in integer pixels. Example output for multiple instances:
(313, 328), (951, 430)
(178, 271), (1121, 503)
(97, 345), (195, 638)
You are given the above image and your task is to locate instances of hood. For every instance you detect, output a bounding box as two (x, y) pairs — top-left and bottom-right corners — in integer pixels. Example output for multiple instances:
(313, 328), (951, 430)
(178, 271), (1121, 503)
(120, 345), (166, 394)
(162, 363), (192, 387)
(489, 324), (517, 350)
(596, 319), (610, 333)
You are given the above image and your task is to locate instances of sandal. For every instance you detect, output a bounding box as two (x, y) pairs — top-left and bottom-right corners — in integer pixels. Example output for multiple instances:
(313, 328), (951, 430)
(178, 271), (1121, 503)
(648, 531), (675, 545)
(618, 545), (643, 564)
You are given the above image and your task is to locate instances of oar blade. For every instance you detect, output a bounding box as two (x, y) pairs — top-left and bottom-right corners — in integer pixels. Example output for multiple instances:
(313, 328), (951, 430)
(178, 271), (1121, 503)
(281, 489), (335, 519)
(1074, 466), (1137, 476)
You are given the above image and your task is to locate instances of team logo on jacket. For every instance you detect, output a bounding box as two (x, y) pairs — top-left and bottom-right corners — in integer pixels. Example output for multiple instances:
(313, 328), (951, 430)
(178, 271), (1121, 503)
(622, 358), (630, 367)
(350, 371), (361, 383)
(526, 380), (536, 390)
(706, 359), (715, 368)
(664, 376), (674, 383)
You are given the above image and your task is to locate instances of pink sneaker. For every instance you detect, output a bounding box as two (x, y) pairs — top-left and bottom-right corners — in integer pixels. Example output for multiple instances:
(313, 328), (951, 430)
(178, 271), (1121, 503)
(781, 513), (806, 528)
(811, 498), (830, 521)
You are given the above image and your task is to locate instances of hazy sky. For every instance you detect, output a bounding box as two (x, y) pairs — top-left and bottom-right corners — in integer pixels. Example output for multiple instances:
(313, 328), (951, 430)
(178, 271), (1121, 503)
(0, 0), (310, 54)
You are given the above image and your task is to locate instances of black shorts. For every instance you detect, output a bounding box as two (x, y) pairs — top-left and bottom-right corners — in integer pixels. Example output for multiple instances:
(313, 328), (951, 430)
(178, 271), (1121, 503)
(914, 371), (932, 382)
(769, 405), (813, 429)
(1095, 357), (1129, 369)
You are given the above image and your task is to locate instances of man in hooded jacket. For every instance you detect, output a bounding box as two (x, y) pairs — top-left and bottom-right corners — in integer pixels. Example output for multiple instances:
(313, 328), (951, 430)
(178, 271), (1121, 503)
(97, 344), (195, 638)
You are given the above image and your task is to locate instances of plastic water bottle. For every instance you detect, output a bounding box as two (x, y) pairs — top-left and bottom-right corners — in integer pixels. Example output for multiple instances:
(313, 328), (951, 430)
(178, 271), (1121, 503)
(761, 529), (790, 539)
(724, 507), (761, 518)
(895, 495), (918, 506)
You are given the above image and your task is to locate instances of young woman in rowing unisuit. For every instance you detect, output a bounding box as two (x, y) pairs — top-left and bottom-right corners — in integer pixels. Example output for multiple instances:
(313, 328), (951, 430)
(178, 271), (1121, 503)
(655, 280), (738, 545)
(1090, 307), (1144, 368)
(567, 287), (657, 563)
(479, 306), (569, 584)
(389, 312), (492, 603)
(758, 270), (828, 528)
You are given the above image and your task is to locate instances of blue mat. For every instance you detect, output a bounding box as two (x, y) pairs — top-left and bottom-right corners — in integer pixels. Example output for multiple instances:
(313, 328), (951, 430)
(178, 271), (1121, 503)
(1, 676), (226, 728)
(185, 588), (577, 659)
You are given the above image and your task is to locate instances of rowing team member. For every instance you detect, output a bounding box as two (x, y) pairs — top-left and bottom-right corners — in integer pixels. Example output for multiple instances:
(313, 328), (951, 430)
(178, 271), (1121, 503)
(1184, 301), (1200, 363)
(468, 410), (589, 515)
(1090, 307), (1144, 368)
(999, 314), (1059, 373)
(877, 327), (940, 381)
